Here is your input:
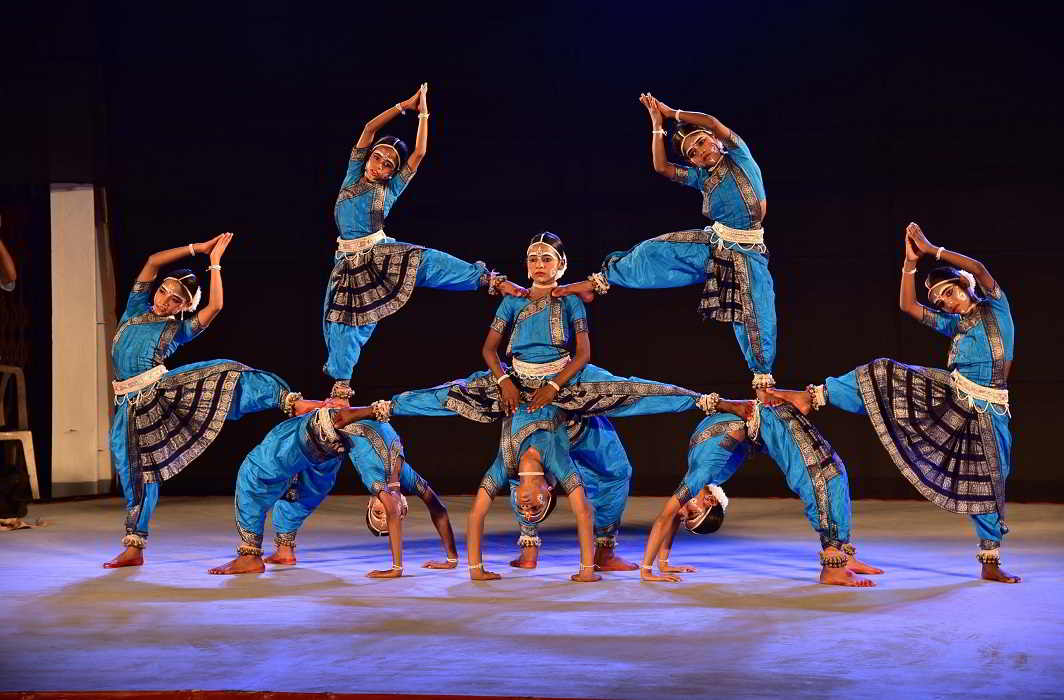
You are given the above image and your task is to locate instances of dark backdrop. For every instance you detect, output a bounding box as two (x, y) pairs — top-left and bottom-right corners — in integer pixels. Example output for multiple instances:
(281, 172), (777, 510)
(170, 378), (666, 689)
(3, 2), (1062, 501)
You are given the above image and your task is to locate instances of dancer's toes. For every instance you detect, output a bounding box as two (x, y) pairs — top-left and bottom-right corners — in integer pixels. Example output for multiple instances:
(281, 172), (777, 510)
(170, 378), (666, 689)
(981, 563), (1022, 583)
(847, 558), (885, 575)
(263, 551), (297, 565)
(208, 555), (265, 575)
(594, 552), (640, 571)
(820, 567), (876, 587)
(103, 547), (143, 568)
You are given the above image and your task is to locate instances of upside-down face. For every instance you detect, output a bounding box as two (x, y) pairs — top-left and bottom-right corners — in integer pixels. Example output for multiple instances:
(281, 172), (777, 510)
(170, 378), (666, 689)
(679, 486), (720, 529)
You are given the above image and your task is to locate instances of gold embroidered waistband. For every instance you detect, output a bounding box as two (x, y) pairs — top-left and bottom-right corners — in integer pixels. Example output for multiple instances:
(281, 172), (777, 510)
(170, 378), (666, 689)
(512, 355), (570, 379)
(709, 221), (765, 246)
(950, 370), (1009, 407)
(336, 231), (386, 254)
(113, 364), (167, 396)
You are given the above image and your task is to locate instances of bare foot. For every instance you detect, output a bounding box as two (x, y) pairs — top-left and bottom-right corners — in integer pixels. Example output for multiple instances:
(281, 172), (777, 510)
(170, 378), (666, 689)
(103, 546), (143, 568)
(367, 567), (403, 579)
(470, 567), (502, 581)
(510, 546), (539, 569)
(981, 562), (1021, 583)
(847, 557), (885, 575)
(659, 562), (697, 574)
(325, 397), (351, 408)
(498, 280), (529, 298)
(765, 388), (812, 415)
(422, 558), (458, 569)
(640, 569), (682, 583)
(264, 545), (296, 565)
(820, 566), (876, 587)
(292, 399), (325, 416)
(571, 570), (602, 583)
(208, 554), (265, 575)
(594, 548), (639, 571)
(551, 281), (595, 303)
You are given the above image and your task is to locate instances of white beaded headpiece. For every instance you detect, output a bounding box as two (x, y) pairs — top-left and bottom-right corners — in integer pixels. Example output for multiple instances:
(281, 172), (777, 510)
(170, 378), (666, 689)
(679, 129), (713, 157)
(160, 275), (201, 313)
(372, 143), (401, 169)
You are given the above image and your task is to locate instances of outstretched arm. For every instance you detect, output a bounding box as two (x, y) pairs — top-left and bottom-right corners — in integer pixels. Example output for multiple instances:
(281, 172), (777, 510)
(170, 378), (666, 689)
(406, 83), (429, 172)
(467, 487), (501, 580)
(640, 497), (685, 582)
(483, 329), (519, 415)
(195, 233), (233, 328)
(907, 221), (997, 293)
(355, 87), (422, 149)
(419, 486), (459, 568)
(135, 233), (224, 283)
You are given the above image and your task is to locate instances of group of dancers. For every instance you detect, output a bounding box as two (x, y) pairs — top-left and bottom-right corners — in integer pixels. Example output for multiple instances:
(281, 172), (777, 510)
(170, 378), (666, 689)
(103, 84), (1021, 587)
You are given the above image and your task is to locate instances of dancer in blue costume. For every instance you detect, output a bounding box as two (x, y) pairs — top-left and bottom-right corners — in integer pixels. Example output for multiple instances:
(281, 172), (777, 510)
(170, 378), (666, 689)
(259, 413), (458, 575)
(639, 398), (882, 587)
(768, 223), (1020, 584)
(209, 406), (458, 576)
(505, 416), (639, 572)
(105, 234), (309, 568)
(323, 84), (525, 401)
(556, 94), (776, 399)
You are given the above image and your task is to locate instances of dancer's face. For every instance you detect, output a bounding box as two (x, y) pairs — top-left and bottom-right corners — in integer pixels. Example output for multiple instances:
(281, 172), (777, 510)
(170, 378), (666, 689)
(365, 147), (398, 182)
(526, 244), (560, 285)
(152, 281), (188, 316)
(931, 282), (973, 314)
(679, 487), (719, 528)
(515, 478), (550, 522)
(684, 132), (723, 168)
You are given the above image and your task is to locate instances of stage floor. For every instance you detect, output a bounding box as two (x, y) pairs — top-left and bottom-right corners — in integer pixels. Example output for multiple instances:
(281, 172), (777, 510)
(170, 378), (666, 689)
(2, 496), (1062, 698)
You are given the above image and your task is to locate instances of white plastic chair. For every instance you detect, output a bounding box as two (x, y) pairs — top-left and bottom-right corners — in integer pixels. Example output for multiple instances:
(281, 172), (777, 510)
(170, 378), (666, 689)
(0, 365), (38, 500)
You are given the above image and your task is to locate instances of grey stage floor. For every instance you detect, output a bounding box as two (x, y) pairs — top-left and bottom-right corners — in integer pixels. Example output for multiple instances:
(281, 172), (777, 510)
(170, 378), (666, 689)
(1, 496), (1062, 699)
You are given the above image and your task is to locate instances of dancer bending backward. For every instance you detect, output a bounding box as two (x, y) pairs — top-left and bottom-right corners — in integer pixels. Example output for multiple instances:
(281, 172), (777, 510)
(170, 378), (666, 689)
(768, 223), (1019, 583)
(210, 406), (458, 576)
(323, 84), (525, 401)
(557, 94), (776, 398)
(106, 234), (309, 568)
(346, 233), (717, 580)
(504, 415), (639, 572)
(641, 398), (882, 587)
(260, 409), (458, 574)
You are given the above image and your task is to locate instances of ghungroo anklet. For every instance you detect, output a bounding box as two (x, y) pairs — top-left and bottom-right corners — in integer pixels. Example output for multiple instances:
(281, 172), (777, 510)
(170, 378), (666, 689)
(371, 399), (392, 423)
(330, 380), (353, 400)
(121, 534), (146, 549)
(976, 548), (1001, 565)
(275, 532), (297, 549)
(819, 550), (848, 568)
(281, 391), (303, 417)
(588, 272), (610, 295)
(841, 543), (856, 557)
(752, 373), (776, 390)
(237, 544), (263, 557)
(806, 384), (826, 411)
(594, 535), (617, 549)
(697, 392), (721, 415)
(517, 534), (542, 548)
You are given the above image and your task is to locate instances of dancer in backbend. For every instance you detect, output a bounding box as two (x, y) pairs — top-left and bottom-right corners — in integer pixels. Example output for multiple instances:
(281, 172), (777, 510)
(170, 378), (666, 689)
(323, 83), (525, 402)
(555, 94), (776, 399)
(106, 234), (310, 568)
(768, 223), (1019, 583)
(260, 410), (458, 574)
(210, 405), (458, 576)
(640, 398), (882, 587)
(505, 416), (638, 572)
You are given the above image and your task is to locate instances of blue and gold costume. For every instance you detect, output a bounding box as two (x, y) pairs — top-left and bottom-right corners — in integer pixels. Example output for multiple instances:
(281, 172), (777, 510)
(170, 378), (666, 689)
(111, 281), (292, 548)
(595, 132), (776, 384)
(680, 405), (852, 550)
(323, 143), (501, 393)
(814, 281), (1014, 557)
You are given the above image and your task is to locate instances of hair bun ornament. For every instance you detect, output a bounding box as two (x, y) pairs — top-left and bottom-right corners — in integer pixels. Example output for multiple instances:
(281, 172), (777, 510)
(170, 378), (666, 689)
(186, 286), (202, 313)
(706, 484), (729, 512)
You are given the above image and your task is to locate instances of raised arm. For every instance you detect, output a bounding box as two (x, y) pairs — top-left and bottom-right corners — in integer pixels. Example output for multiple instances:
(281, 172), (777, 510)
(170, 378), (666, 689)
(406, 83), (429, 172)
(482, 328), (519, 416)
(907, 221), (997, 293)
(653, 96), (734, 144)
(135, 233), (224, 283)
(354, 87), (421, 149)
(898, 225), (922, 320)
(195, 232), (233, 328)
(639, 93), (677, 180)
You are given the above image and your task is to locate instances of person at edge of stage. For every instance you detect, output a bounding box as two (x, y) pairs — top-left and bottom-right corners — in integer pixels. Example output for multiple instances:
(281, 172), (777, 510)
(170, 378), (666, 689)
(0, 215), (16, 292)
(767, 222), (1020, 584)
(504, 415), (638, 572)
(554, 94), (778, 402)
(208, 404), (458, 577)
(323, 83), (526, 403)
(106, 233), (315, 568)
(640, 398), (883, 588)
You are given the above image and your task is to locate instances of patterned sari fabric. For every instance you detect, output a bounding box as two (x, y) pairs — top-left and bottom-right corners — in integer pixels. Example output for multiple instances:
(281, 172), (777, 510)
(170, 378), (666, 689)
(852, 358), (1004, 517)
(324, 243), (425, 327)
